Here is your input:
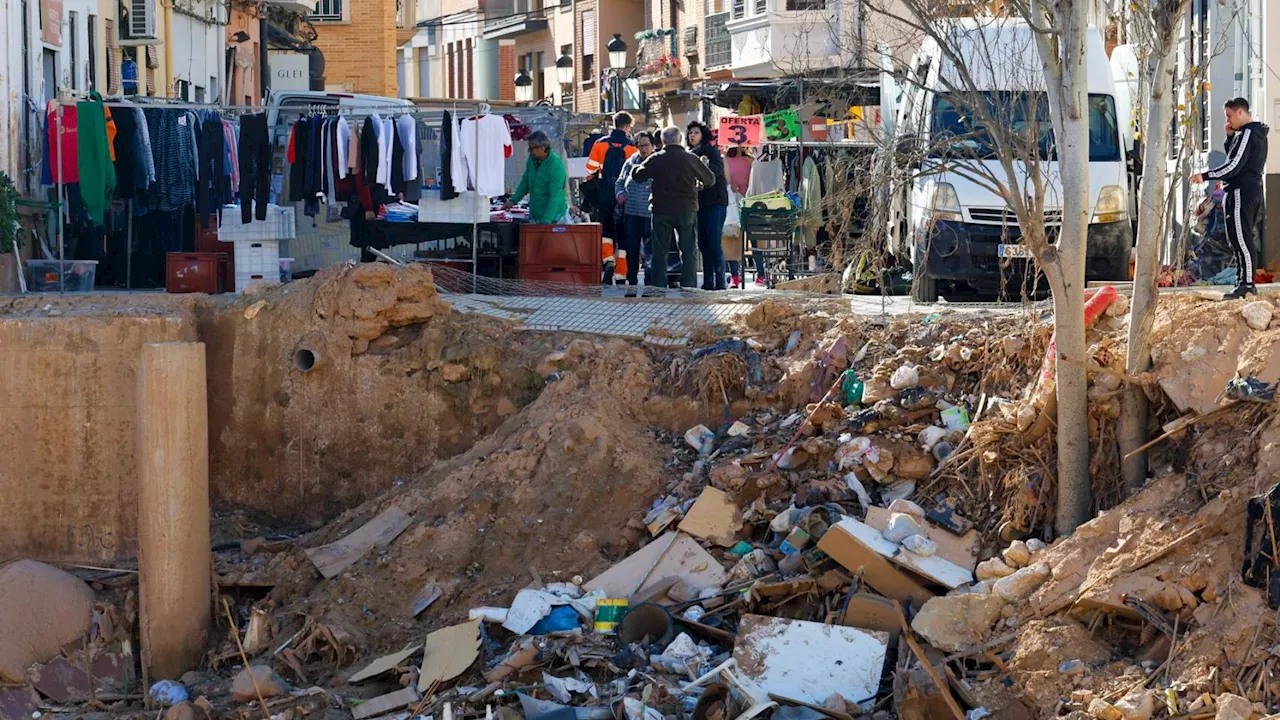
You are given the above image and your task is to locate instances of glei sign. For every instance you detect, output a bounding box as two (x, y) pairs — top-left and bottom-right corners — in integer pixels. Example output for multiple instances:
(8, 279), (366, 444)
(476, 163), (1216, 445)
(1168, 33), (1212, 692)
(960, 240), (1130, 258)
(270, 53), (310, 91)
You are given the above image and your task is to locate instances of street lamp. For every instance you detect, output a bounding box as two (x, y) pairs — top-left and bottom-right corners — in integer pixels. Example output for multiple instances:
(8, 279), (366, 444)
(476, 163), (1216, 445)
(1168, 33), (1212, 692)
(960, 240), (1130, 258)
(555, 52), (574, 86)
(607, 34), (628, 69)
(514, 69), (533, 102)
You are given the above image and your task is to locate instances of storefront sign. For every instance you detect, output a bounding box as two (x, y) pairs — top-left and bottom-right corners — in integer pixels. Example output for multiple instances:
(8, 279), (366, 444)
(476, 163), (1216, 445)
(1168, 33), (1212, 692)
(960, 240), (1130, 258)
(269, 52), (310, 91)
(763, 109), (800, 142)
(41, 0), (63, 46)
(718, 115), (762, 148)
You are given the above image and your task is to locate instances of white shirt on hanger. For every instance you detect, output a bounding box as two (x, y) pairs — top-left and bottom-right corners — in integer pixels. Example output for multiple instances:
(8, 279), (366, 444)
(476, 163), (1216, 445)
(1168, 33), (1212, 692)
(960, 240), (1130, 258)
(396, 115), (418, 182)
(336, 116), (351, 179)
(377, 117), (394, 188)
(450, 113), (469, 194)
(457, 114), (512, 198)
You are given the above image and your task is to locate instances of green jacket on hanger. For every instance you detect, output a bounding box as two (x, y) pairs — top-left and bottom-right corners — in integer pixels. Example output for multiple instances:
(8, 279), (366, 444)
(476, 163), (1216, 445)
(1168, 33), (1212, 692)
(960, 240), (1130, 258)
(77, 91), (117, 225)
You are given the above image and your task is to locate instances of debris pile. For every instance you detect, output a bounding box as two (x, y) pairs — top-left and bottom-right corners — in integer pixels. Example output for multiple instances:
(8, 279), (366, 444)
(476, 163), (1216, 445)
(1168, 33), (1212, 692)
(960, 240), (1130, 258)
(15, 282), (1280, 720)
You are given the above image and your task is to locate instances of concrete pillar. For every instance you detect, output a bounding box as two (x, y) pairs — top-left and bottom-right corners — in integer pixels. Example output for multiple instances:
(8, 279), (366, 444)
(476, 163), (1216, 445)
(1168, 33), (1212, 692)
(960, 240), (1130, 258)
(137, 342), (211, 680)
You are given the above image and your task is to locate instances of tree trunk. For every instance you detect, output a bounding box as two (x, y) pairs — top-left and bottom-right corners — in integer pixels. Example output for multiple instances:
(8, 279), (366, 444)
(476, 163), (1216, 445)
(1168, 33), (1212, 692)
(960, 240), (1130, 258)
(1042, 4), (1093, 535)
(1121, 16), (1182, 494)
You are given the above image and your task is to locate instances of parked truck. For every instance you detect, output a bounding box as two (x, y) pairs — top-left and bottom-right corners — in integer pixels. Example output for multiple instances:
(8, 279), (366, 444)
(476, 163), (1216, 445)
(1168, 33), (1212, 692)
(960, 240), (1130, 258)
(885, 19), (1134, 301)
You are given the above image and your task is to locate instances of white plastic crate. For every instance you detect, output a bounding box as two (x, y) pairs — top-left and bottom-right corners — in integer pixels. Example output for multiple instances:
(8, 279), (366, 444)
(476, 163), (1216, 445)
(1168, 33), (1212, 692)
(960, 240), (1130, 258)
(219, 205), (297, 242)
(233, 239), (280, 292)
(418, 190), (489, 224)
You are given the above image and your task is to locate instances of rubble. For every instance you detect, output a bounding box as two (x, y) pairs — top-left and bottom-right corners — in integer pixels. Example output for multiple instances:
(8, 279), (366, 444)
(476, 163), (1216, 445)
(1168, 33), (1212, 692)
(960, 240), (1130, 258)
(0, 560), (94, 683)
(910, 594), (1004, 651)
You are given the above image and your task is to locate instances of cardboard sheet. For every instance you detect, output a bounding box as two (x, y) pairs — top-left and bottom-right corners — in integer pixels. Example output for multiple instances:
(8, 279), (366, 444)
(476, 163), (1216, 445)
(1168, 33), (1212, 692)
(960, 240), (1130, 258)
(417, 619), (481, 692)
(678, 487), (741, 547)
(349, 645), (422, 683)
(816, 519), (933, 606)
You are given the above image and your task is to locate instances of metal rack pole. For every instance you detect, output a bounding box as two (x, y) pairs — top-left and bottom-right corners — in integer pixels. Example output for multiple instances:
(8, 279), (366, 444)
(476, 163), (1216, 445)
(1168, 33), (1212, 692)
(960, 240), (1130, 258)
(55, 102), (65, 293)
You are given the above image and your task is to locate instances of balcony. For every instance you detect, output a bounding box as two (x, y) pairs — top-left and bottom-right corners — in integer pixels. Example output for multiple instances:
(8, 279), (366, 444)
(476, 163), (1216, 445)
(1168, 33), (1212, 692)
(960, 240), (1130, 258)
(266, 0), (313, 16)
(482, 0), (548, 40)
(636, 30), (685, 90)
(704, 12), (731, 70)
(725, 0), (840, 77)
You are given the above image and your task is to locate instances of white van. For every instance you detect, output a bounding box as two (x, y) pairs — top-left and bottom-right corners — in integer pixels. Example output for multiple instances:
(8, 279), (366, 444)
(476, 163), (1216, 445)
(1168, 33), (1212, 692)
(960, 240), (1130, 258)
(891, 19), (1133, 301)
(265, 90), (413, 135)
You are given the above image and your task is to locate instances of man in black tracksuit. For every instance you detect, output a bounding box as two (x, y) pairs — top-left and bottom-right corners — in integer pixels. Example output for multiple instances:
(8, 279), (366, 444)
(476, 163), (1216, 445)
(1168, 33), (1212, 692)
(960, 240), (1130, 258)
(1195, 97), (1269, 299)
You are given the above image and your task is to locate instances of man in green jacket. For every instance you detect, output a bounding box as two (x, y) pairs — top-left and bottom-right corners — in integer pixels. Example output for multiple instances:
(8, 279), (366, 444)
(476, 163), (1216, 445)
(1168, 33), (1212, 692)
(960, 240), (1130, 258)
(506, 131), (569, 224)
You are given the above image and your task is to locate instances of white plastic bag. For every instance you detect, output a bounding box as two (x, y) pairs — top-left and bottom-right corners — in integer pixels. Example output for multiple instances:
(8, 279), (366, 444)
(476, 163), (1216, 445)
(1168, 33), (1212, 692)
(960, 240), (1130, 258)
(722, 190), (742, 235)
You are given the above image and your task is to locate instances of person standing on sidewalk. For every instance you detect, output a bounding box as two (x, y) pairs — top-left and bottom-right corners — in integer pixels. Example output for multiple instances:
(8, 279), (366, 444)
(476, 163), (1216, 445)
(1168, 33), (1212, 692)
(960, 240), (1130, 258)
(615, 132), (657, 295)
(687, 121), (729, 290)
(632, 126), (715, 290)
(1193, 97), (1270, 299)
(587, 112), (637, 250)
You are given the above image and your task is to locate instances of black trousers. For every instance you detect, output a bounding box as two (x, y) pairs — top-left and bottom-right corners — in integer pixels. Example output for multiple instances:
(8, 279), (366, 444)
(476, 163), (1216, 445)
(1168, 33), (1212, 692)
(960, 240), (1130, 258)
(197, 117), (226, 217)
(1224, 186), (1263, 286)
(239, 113), (272, 224)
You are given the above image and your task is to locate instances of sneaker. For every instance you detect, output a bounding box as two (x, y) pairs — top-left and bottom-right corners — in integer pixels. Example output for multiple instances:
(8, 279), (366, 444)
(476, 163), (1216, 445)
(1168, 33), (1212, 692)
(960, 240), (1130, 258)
(731, 275), (740, 288)
(1223, 283), (1259, 300)
(625, 288), (637, 298)
(754, 277), (767, 286)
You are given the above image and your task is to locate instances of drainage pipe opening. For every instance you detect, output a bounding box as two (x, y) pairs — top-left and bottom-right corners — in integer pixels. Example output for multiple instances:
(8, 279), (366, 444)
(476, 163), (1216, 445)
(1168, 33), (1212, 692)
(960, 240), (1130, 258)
(293, 348), (320, 373)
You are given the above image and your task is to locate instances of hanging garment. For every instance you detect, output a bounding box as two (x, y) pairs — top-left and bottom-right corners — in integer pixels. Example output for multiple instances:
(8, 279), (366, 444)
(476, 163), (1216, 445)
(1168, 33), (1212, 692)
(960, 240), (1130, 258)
(798, 156), (822, 250)
(77, 93), (117, 225)
(239, 113), (272, 223)
(377, 116), (394, 190)
(397, 114), (418, 183)
(222, 120), (239, 192)
(348, 117), (360, 175)
(440, 110), (459, 200)
(111, 105), (149, 199)
(143, 108), (197, 212)
(288, 117), (308, 202)
(747, 155), (784, 197)
(46, 103), (81, 184)
(337, 115), (351, 179)
(390, 118), (406, 195)
(197, 115), (227, 216)
(402, 119), (426, 204)
(457, 113), (513, 198)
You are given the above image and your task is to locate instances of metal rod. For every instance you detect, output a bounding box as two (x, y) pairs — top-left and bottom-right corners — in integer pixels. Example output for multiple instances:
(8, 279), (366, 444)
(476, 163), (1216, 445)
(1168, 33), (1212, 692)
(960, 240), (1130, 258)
(56, 100), (65, 293)
(126, 199), (133, 289)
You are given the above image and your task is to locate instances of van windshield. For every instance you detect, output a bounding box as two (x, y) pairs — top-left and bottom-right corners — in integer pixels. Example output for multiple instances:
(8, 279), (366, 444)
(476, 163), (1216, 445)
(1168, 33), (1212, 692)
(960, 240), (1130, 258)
(929, 92), (1121, 162)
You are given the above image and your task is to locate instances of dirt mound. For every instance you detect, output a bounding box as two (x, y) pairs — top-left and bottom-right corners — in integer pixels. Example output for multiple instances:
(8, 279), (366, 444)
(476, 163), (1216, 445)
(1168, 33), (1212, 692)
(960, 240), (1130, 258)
(267, 337), (669, 653)
(204, 263), (567, 523)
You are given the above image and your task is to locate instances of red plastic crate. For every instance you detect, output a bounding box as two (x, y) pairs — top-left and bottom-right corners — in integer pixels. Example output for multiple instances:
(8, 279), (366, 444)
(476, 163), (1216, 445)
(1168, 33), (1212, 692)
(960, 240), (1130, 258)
(166, 252), (228, 294)
(519, 265), (599, 286)
(519, 223), (602, 268)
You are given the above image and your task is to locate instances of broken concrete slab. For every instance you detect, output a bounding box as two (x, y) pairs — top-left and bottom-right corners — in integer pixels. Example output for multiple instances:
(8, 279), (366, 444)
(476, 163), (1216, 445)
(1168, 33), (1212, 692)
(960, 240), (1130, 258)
(910, 594), (1005, 652)
(584, 532), (728, 600)
(817, 518), (933, 606)
(305, 507), (413, 579)
(349, 645), (422, 683)
(0, 560), (95, 683)
(992, 563), (1051, 602)
(678, 487), (742, 547)
(733, 614), (889, 705)
(417, 619), (481, 692)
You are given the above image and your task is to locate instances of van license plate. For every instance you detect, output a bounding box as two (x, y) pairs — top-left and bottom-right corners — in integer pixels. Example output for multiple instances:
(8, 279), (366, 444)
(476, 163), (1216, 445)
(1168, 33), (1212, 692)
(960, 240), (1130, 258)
(998, 244), (1032, 259)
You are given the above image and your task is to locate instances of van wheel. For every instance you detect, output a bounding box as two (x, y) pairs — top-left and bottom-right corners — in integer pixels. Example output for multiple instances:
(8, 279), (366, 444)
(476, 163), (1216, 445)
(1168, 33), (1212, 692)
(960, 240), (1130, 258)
(912, 268), (939, 303)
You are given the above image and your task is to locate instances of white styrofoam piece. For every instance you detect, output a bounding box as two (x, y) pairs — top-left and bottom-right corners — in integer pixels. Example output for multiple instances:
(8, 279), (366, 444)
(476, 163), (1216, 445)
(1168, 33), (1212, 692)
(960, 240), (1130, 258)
(219, 205), (297, 241)
(732, 615), (889, 704)
(419, 191), (489, 224)
(832, 517), (973, 590)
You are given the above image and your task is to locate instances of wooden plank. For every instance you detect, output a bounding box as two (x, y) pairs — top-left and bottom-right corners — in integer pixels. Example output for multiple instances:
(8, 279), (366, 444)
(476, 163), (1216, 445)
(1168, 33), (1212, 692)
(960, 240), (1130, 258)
(816, 518), (934, 606)
(305, 507), (413, 579)
(349, 645), (421, 684)
(677, 487), (741, 547)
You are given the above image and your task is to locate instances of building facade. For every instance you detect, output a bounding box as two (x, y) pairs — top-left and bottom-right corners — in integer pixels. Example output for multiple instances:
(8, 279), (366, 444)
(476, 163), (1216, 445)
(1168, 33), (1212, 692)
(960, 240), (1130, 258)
(309, 0), (400, 95)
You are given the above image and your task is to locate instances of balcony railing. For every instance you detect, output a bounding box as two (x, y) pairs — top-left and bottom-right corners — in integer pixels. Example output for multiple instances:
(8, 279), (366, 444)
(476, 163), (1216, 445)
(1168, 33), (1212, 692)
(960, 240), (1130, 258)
(637, 31), (682, 83)
(704, 12), (731, 69)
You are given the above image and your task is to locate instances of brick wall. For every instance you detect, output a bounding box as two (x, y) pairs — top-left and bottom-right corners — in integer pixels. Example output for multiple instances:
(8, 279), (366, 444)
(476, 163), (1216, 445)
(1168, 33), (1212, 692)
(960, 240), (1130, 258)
(498, 42), (516, 101)
(573, 0), (598, 113)
(313, 0), (400, 96)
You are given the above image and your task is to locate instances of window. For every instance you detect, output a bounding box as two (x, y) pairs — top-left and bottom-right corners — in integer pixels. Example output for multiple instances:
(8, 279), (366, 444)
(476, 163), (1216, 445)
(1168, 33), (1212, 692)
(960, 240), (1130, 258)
(561, 0), (572, 11)
(731, 0), (744, 20)
(534, 50), (544, 98)
(313, 0), (343, 21)
(929, 92), (1121, 162)
(69, 12), (79, 90)
(195, 85), (205, 102)
(176, 79), (190, 100)
(785, 0), (824, 9)
(581, 10), (595, 83)
(87, 15), (98, 90)
(753, 0), (765, 14)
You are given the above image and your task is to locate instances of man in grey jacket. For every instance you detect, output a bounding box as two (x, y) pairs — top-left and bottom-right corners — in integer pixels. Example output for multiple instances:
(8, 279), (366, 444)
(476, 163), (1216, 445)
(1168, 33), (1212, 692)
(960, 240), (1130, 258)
(632, 126), (715, 289)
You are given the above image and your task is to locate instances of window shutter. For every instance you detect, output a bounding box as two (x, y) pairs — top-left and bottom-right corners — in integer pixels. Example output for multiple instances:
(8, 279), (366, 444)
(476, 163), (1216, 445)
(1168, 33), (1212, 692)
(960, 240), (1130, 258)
(129, 0), (156, 39)
(582, 10), (595, 56)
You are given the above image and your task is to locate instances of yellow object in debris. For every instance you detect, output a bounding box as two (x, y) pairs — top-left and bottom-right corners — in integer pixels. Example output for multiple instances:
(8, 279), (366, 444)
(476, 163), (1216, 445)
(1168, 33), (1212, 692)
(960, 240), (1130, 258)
(595, 599), (628, 633)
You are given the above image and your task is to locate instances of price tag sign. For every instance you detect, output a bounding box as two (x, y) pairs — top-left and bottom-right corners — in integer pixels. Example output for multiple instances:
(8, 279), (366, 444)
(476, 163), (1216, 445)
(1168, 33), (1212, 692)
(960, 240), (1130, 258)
(763, 109), (801, 141)
(718, 115), (763, 147)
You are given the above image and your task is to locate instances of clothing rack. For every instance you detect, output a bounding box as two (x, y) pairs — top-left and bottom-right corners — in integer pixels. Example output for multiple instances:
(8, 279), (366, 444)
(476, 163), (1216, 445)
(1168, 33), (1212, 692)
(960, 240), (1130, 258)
(46, 97), (575, 294)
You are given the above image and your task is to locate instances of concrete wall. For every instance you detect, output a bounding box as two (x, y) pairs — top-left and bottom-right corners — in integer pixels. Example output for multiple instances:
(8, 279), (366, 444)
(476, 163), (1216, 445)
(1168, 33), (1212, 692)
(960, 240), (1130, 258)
(313, 0), (400, 95)
(0, 313), (197, 563)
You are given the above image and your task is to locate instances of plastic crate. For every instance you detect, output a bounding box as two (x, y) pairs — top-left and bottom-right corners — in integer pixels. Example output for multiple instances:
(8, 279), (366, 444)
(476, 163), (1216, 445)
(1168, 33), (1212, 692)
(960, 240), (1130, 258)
(519, 264), (599, 286)
(26, 259), (97, 292)
(233, 239), (280, 292)
(166, 252), (228, 294)
(519, 223), (603, 267)
(218, 205), (297, 241)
